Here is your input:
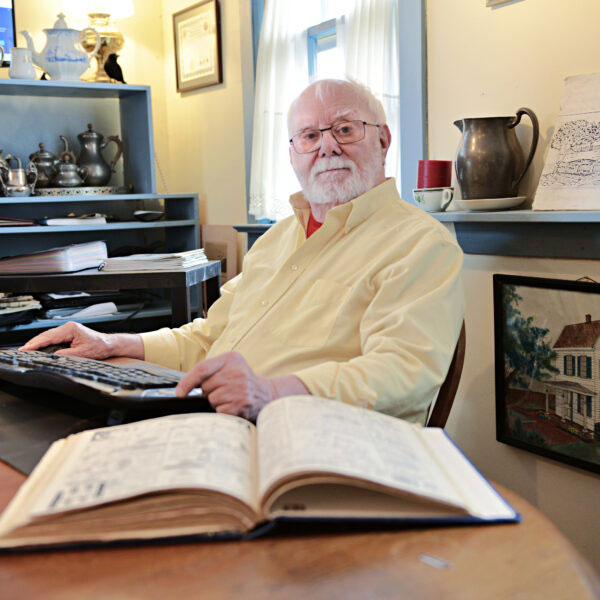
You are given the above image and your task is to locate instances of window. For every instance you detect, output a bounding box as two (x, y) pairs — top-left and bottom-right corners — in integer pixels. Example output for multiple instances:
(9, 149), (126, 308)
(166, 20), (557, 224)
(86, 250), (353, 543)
(580, 355), (592, 378)
(564, 355), (575, 376)
(586, 396), (593, 418)
(577, 394), (582, 414)
(249, 0), (424, 221)
(307, 19), (342, 80)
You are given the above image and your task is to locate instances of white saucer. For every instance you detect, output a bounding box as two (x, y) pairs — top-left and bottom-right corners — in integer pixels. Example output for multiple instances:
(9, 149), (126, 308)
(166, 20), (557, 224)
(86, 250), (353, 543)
(454, 196), (527, 211)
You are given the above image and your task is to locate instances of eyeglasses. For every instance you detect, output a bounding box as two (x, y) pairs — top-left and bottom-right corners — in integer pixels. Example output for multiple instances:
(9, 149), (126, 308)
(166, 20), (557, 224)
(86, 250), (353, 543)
(289, 120), (380, 154)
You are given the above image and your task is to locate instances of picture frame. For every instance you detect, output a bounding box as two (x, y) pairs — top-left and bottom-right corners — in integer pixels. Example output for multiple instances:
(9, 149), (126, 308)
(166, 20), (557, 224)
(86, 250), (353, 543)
(173, 0), (222, 93)
(494, 274), (600, 475)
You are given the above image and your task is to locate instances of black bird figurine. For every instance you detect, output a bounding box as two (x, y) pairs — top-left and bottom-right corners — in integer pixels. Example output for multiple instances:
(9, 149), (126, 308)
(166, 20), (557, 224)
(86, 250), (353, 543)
(104, 54), (126, 83)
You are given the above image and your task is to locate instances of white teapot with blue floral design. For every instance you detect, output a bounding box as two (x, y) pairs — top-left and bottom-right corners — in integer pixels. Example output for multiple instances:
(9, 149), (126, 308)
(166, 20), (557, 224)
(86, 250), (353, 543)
(20, 14), (100, 81)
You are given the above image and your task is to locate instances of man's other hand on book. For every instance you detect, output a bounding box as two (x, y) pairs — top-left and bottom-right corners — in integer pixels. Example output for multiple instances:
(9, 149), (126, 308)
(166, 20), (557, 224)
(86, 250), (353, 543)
(175, 351), (309, 420)
(19, 322), (144, 361)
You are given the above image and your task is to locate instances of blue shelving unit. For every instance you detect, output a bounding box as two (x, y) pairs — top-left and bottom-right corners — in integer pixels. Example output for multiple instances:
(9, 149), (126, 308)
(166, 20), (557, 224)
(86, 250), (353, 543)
(0, 79), (202, 336)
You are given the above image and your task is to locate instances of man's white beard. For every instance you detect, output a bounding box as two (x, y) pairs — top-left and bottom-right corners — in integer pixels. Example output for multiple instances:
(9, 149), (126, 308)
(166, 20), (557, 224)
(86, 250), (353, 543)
(300, 152), (382, 206)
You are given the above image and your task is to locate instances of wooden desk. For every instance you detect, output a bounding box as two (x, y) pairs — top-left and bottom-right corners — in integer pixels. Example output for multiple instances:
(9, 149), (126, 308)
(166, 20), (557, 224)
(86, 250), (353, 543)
(0, 260), (221, 327)
(0, 462), (597, 599)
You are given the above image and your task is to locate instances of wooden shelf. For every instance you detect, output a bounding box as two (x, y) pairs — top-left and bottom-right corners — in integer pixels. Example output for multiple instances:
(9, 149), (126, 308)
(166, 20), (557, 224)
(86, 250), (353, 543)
(236, 210), (600, 259)
(0, 79), (150, 99)
(0, 194), (197, 204)
(1, 304), (174, 333)
(0, 221), (196, 234)
(432, 210), (600, 258)
(434, 210), (600, 223)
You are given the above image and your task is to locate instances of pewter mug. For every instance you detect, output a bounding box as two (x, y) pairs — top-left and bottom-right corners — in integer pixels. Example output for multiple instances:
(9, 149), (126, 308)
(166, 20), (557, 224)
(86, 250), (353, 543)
(454, 107), (539, 199)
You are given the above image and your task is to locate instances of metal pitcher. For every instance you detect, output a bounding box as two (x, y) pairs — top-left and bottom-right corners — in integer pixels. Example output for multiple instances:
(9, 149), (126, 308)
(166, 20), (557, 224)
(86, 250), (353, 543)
(454, 107), (539, 199)
(76, 123), (123, 187)
(0, 155), (37, 197)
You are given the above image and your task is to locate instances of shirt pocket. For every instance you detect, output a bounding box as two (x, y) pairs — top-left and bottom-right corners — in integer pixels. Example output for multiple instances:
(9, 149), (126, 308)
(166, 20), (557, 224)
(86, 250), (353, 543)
(272, 278), (351, 347)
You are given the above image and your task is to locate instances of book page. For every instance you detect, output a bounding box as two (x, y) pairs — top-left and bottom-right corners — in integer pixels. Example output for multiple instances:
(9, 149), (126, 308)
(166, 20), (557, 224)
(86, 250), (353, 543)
(26, 413), (259, 518)
(257, 397), (465, 508)
(420, 429), (517, 520)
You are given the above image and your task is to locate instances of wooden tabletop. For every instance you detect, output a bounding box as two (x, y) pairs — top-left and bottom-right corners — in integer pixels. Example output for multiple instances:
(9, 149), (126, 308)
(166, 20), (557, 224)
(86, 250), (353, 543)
(0, 460), (597, 600)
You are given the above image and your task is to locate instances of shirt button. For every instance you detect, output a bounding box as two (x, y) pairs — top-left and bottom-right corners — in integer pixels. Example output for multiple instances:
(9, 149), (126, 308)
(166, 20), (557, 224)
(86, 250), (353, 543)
(261, 300), (268, 307)
(291, 264), (298, 271)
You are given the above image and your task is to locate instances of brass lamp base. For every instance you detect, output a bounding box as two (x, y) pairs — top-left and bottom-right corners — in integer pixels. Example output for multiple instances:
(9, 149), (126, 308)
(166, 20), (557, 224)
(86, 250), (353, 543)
(81, 13), (125, 83)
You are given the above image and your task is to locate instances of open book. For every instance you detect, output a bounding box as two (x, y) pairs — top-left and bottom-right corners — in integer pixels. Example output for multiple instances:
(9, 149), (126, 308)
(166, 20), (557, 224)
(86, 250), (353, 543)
(0, 397), (518, 550)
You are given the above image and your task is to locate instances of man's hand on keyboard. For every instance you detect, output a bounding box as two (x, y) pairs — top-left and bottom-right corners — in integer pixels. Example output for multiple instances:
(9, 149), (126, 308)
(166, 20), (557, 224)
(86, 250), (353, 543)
(19, 322), (145, 361)
(174, 351), (309, 420)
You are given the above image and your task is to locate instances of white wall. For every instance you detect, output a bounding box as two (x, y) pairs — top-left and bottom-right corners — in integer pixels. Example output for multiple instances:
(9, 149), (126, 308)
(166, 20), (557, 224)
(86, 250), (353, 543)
(427, 0), (600, 571)
(160, 0), (249, 226)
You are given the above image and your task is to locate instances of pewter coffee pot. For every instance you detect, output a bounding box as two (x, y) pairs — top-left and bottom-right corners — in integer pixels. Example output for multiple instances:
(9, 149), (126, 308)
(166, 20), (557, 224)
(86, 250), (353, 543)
(454, 107), (539, 199)
(76, 123), (123, 186)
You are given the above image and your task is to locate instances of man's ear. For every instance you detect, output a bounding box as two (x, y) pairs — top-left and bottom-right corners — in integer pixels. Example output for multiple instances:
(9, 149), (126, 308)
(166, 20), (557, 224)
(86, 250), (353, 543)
(379, 125), (392, 161)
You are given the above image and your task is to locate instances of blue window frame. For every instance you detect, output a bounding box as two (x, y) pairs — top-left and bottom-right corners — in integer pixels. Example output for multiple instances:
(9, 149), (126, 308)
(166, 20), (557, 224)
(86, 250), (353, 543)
(251, 0), (264, 77)
(307, 18), (337, 79)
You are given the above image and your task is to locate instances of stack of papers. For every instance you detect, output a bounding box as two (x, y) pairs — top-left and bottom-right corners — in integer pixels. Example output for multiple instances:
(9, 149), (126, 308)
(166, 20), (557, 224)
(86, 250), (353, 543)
(39, 213), (107, 226)
(99, 249), (208, 272)
(0, 294), (41, 314)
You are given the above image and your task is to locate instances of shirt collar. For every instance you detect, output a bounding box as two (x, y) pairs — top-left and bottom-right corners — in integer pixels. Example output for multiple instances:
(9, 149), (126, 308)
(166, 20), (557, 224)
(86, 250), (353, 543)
(290, 178), (399, 234)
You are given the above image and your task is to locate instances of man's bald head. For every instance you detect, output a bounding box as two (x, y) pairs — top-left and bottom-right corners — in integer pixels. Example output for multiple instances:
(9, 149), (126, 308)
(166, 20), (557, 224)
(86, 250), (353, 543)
(287, 79), (386, 132)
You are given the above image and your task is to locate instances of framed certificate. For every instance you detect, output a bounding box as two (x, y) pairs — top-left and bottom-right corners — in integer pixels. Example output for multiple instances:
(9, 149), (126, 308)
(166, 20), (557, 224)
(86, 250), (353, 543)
(173, 0), (222, 92)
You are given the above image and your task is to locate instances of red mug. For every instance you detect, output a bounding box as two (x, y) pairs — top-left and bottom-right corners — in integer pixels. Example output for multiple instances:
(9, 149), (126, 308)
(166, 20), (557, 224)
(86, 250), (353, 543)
(417, 160), (452, 189)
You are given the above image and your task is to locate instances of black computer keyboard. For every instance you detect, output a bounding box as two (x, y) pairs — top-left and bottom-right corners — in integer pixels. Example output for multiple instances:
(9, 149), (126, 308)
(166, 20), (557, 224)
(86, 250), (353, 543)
(0, 349), (209, 418)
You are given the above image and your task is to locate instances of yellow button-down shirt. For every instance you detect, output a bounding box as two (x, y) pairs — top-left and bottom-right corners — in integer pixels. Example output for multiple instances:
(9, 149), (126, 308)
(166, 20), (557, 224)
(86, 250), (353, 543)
(141, 179), (464, 424)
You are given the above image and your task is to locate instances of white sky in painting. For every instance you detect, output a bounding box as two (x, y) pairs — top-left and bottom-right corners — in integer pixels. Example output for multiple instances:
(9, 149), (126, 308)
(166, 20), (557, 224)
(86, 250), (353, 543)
(512, 284), (600, 346)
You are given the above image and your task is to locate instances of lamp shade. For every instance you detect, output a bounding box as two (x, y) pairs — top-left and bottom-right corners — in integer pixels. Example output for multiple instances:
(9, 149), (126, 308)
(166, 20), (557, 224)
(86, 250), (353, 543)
(61, 0), (135, 21)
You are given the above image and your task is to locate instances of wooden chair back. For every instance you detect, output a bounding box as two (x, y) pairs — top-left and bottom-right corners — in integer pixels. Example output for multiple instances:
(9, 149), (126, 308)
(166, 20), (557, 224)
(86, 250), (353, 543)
(427, 321), (466, 428)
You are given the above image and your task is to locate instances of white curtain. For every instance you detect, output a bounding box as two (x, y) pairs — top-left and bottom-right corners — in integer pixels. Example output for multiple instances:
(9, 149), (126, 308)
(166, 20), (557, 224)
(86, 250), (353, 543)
(249, 0), (400, 221)
(249, 2), (322, 221)
(339, 0), (400, 186)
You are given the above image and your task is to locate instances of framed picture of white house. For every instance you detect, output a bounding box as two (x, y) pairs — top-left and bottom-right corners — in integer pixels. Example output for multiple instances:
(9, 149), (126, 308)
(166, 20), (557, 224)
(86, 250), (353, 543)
(493, 274), (600, 475)
(173, 0), (222, 92)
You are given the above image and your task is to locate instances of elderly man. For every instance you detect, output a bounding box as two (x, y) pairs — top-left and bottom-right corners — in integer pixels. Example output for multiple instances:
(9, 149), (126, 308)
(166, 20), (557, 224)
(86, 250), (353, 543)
(22, 79), (464, 424)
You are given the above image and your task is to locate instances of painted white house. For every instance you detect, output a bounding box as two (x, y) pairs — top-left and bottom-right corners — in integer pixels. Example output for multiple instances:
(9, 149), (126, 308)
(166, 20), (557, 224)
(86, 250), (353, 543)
(545, 314), (600, 438)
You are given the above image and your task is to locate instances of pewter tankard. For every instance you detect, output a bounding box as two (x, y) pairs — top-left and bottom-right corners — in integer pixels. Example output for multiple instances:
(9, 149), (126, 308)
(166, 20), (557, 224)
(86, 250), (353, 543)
(454, 107), (539, 199)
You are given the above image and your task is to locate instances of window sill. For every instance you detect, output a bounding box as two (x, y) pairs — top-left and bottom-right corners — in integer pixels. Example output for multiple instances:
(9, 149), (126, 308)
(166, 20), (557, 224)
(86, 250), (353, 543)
(237, 210), (600, 259)
(432, 210), (600, 259)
